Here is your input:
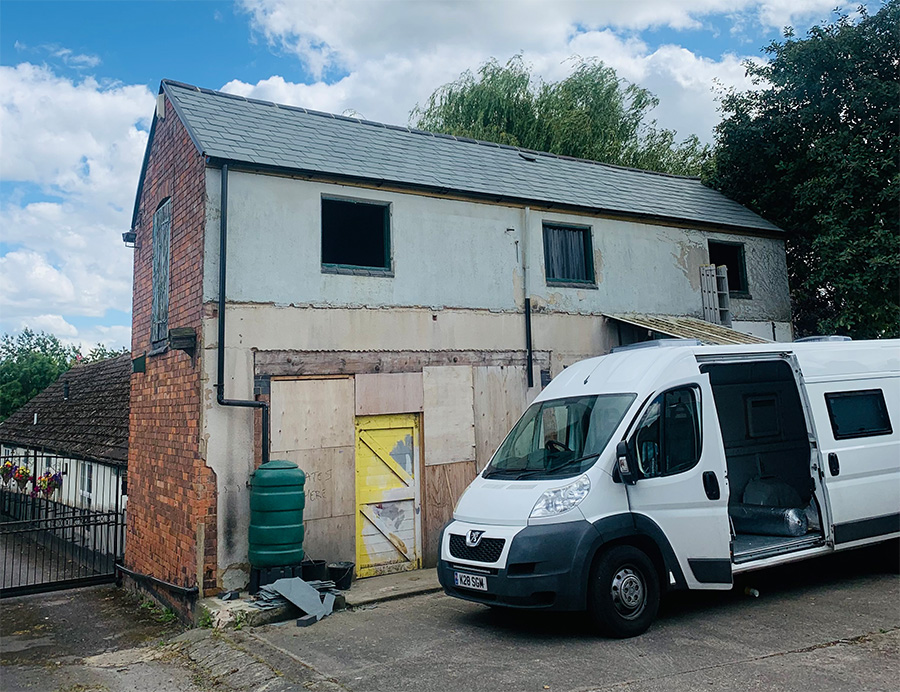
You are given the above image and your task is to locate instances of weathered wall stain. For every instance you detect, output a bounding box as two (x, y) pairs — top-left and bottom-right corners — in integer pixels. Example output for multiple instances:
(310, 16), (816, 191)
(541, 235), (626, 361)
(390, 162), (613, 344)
(671, 235), (707, 291)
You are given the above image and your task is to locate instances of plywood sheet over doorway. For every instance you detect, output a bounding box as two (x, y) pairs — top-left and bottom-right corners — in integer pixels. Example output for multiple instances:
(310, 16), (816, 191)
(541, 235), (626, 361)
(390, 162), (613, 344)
(355, 414), (422, 577)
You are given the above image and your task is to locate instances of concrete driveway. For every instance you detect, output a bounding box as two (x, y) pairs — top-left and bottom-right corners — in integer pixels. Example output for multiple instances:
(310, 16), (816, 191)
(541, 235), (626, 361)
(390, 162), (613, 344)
(1, 545), (896, 692)
(233, 545), (899, 692)
(0, 584), (205, 692)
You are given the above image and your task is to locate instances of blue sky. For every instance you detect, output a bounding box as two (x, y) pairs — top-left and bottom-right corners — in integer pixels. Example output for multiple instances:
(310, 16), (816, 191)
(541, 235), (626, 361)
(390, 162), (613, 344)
(0, 0), (874, 350)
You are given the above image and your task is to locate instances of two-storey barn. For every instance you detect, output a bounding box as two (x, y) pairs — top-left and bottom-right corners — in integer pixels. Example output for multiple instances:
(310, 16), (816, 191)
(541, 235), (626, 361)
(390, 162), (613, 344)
(124, 80), (787, 617)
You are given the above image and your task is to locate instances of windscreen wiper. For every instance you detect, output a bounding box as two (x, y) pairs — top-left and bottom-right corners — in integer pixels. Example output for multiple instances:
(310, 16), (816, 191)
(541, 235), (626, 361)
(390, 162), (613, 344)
(513, 453), (599, 480)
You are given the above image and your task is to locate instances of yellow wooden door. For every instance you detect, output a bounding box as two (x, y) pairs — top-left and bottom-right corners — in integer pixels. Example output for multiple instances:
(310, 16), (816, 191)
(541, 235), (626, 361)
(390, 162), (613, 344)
(355, 414), (422, 577)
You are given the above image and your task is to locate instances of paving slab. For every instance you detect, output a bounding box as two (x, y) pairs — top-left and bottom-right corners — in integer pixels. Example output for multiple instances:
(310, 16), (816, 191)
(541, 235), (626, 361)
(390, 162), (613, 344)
(344, 567), (441, 607)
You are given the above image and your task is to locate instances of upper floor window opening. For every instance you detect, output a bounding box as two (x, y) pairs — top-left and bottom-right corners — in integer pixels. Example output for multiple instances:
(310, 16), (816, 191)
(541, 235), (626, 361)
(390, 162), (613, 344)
(321, 197), (391, 272)
(708, 240), (749, 296)
(543, 223), (595, 285)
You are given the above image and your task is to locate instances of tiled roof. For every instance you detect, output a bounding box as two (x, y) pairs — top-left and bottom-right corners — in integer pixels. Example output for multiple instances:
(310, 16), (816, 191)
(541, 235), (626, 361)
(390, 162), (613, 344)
(159, 80), (781, 235)
(607, 313), (771, 345)
(0, 354), (131, 466)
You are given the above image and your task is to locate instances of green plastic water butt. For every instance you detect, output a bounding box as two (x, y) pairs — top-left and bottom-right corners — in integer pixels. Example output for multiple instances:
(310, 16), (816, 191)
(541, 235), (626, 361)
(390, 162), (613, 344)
(248, 460), (305, 568)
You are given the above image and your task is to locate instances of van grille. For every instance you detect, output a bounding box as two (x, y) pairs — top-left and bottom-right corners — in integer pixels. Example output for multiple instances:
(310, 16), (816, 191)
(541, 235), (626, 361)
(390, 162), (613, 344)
(448, 534), (505, 563)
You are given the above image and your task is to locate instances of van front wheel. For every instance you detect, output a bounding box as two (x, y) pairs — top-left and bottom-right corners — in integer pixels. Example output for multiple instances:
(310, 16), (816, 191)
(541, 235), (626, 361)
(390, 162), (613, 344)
(588, 545), (659, 638)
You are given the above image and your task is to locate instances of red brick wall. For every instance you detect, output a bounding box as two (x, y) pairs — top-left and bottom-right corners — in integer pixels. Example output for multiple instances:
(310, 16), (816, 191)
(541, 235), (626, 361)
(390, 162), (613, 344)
(126, 94), (217, 613)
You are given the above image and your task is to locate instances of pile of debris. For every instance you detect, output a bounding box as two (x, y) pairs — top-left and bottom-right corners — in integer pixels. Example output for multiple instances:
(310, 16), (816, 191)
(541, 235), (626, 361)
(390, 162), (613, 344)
(249, 578), (343, 626)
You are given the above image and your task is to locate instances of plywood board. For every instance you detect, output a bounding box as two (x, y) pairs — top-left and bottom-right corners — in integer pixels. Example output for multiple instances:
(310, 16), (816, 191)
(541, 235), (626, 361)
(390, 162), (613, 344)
(422, 366), (476, 466)
(422, 461), (477, 567)
(270, 377), (355, 451)
(302, 514), (356, 564)
(473, 365), (530, 471)
(355, 372), (424, 415)
(276, 447), (355, 520)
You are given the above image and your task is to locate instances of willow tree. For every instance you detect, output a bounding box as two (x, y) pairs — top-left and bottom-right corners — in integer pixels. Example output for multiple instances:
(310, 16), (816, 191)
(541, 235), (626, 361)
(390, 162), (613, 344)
(411, 56), (709, 176)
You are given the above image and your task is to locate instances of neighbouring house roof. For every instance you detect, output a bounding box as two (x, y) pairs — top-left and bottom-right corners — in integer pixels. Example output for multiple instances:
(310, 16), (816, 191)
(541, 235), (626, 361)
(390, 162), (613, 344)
(138, 79), (781, 236)
(0, 354), (131, 466)
(606, 313), (771, 345)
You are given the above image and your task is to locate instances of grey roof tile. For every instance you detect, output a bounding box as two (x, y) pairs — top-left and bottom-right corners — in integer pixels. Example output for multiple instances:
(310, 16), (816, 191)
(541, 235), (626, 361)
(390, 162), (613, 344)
(162, 80), (780, 233)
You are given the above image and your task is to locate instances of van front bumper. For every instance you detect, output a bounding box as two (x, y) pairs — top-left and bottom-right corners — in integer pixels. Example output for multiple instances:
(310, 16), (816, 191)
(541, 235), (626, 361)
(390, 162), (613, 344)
(437, 519), (601, 611)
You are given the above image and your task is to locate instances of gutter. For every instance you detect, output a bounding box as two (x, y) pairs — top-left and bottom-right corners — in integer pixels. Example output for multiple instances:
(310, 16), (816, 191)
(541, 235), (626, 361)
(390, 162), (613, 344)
(216, 163), (270, 465)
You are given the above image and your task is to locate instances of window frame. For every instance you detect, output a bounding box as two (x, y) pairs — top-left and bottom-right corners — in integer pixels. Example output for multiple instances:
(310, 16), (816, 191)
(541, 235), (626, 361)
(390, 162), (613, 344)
(824, 389), (893, 440)
(321, 195), (393, 275)
(150, 197), (172, 349)
(629, 385), (703, 479)
(745, 394), (781, 439)
(708, 239), (750, 297)
(542, 222), (596, 287)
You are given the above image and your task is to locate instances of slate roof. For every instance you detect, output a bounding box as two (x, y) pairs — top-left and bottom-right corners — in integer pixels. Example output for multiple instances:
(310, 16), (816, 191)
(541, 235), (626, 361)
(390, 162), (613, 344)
(157, 80), (781, 235)
(0, 354), (131, 466)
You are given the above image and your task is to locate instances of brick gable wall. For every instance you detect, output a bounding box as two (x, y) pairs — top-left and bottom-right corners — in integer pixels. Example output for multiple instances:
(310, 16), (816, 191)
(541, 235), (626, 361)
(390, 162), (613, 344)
(126, 94), (217, 616)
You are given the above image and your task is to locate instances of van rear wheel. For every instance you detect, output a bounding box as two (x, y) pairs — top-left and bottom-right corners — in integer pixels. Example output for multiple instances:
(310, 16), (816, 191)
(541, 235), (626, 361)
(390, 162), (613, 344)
(588, 545), (659, 638)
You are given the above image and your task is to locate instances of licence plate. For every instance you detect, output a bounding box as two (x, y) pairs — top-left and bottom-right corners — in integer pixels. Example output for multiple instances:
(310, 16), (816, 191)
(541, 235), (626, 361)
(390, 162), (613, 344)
(454, 571), (487, 591)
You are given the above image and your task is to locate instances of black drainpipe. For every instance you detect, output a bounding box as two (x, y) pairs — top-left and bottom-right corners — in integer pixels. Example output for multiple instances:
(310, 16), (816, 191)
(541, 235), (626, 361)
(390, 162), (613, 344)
(216, 163), (270, 465)
(524, 298), (534, 388)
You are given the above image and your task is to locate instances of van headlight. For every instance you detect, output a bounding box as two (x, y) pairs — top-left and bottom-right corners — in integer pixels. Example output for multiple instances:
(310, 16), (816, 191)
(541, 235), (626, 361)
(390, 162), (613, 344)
(530, 475), (591, 518)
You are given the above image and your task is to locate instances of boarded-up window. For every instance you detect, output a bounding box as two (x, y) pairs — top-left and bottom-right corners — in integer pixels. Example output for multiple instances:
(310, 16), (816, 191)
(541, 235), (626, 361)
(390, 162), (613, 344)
(151, 198), (172, 345)
(543, 224), (594, 284)
(322, 197), (390, 270)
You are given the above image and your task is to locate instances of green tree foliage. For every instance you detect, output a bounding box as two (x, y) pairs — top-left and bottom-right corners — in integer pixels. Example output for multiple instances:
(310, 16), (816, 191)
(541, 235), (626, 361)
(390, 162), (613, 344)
(706, 2), (899, 338)
(0, 329), (129, 420)
(412, 56), (709, 176)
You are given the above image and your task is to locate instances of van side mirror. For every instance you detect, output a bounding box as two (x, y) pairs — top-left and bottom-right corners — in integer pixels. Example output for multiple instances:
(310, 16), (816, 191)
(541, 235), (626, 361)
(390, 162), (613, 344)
(616, 441), (637, 485)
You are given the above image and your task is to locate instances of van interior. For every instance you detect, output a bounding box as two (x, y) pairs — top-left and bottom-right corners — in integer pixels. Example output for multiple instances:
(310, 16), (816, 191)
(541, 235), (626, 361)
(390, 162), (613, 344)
(701, 360), (826, 563)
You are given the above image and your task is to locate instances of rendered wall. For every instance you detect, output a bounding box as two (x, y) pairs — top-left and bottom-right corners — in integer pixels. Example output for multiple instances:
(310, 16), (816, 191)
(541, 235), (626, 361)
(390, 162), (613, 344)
(202, 170), (791, 324)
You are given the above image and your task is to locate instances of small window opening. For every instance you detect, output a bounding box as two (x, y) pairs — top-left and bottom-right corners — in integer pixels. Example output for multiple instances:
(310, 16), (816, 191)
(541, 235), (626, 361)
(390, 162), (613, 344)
(543, 224), (594, 285)
(322, 197), (390, 270)
(708, 240), (748, 295)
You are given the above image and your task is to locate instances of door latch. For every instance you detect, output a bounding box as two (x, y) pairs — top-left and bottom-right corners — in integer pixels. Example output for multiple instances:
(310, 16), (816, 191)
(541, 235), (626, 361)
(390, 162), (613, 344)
(828, 453), (840, 476)
(702, 471), (721, 500)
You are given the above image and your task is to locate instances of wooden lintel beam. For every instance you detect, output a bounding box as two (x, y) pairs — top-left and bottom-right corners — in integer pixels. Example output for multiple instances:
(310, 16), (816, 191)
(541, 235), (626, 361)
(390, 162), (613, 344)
(255, 349), (551, 377)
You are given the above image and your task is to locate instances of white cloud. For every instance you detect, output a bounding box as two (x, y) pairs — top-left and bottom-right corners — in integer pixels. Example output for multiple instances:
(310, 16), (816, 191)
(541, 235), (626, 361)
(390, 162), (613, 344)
(21, 314), (79, 338)
(0, 63), (153, 348)
(223, 25), (759, 144)
(229, 0), (846, 142)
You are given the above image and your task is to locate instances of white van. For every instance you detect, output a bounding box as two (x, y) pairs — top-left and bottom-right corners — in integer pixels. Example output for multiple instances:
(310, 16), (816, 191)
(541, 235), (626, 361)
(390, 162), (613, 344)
(438, 339), (900, 637)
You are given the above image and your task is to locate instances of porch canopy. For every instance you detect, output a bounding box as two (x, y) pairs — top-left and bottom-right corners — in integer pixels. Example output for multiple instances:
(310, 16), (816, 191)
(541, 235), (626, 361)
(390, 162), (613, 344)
(605, 313), (770, 346)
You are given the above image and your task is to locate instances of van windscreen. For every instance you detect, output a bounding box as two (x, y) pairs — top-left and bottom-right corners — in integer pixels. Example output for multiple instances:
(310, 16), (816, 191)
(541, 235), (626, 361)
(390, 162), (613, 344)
(484, 393), (636, 480)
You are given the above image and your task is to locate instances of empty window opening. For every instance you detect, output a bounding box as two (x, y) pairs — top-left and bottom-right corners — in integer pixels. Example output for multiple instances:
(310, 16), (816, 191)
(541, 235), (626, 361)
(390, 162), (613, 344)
(708, 240), (748, 295)
(322, 197), (390, 270)
(543, 223), (594, 284)
(825, 389), (892, 440)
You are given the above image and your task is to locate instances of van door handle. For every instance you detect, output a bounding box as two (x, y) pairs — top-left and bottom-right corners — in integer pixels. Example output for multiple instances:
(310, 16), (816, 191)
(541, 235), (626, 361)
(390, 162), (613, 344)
(702, 471), (721, 500)
(828, 453), (840, 476)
